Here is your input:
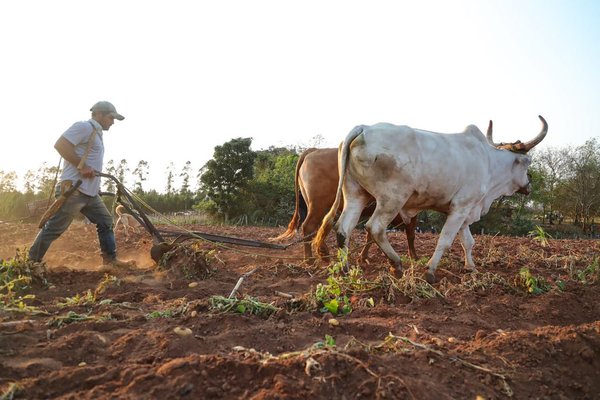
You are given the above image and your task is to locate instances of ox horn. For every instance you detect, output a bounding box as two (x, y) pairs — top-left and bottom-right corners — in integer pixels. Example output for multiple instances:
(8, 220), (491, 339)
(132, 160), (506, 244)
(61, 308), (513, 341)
(486, 120), (500, 146)
(522, 115), (548, 152)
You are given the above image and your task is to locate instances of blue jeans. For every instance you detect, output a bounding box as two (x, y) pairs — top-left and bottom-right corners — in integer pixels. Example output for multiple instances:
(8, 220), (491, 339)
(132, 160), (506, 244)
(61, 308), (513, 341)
(29, 190), (116, 262)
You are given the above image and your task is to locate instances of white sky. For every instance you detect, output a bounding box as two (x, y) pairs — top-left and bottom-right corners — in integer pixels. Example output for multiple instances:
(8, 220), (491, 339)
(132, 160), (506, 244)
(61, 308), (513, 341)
(2, 0), (599, 192)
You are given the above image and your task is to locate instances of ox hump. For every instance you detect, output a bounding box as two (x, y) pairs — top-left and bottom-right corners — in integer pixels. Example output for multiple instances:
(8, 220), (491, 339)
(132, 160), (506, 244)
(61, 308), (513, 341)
(462, 125), (487, 143)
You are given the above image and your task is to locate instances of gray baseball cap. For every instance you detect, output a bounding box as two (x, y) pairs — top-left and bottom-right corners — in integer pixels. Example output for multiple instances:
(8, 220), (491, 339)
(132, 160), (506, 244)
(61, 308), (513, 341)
(90, 101), (125, 120)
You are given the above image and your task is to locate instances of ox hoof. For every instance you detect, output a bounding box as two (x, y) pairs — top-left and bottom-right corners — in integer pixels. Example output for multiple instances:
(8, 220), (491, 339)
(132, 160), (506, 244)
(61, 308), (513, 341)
(306, 257), (317, 266)
(425, 272), (436, 284)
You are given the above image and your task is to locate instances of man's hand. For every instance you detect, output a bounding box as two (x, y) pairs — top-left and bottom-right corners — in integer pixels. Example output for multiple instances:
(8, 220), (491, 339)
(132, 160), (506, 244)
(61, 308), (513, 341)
(55, 137), (95, 179)
(79, 165), (95, 178)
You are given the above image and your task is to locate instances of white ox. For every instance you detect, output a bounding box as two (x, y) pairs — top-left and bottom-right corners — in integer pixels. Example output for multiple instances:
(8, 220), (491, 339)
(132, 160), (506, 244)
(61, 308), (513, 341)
(313, 116), (548, 283)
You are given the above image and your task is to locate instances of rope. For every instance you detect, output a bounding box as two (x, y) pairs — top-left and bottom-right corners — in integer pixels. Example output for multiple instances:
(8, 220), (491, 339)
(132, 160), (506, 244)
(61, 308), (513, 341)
(112, 182), (375, 263)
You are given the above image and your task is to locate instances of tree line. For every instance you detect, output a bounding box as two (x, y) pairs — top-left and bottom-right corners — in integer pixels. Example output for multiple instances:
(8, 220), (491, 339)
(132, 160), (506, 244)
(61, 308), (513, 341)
(1, 137), (599, 236)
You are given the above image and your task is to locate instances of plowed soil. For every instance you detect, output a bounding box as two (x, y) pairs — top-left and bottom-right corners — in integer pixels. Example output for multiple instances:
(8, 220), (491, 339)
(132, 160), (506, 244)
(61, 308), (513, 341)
(1, 221), (599, 400)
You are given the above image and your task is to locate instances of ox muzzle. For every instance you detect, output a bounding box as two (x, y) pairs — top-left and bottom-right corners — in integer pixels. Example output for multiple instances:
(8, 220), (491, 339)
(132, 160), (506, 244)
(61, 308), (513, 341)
(517, 173), (532, 195)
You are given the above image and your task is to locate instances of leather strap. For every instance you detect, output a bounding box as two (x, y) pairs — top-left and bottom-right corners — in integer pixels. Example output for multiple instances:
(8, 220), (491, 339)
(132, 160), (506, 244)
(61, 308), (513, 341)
(77, 122), (98, 170)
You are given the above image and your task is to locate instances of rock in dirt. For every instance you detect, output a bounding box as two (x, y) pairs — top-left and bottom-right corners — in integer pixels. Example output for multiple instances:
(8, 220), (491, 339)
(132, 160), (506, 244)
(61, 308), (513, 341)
(174, 326), (193, 336)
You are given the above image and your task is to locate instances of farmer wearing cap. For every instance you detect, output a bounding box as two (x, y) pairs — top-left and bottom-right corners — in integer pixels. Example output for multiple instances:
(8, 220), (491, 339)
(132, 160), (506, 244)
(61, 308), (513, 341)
(29, 101), (135, 271)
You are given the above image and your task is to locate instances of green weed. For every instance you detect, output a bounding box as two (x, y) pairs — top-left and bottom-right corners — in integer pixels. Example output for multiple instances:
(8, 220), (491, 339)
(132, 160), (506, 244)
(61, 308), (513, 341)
(570, 257), (599, 284)
(0, 250), (42, 313)
(313, 334), (336, 348)
(95, 274), (119, 295)
(528, 226), (552, 247)
(47, 311), (111, 328)
(58, 289), (96, 308)
(515, 267), (550, 295)
(145, 310), (175, 319)
(314, 248), (356, 315)
(209, 295), (279, 317)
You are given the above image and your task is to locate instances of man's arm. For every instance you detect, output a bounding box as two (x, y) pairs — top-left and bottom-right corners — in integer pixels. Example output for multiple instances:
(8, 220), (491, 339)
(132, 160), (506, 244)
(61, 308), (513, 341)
(54, 137), (95, 178)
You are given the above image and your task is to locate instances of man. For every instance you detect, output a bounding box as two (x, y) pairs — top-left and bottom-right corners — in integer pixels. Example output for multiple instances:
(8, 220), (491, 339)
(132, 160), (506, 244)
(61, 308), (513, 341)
(29, 101), (135, 271)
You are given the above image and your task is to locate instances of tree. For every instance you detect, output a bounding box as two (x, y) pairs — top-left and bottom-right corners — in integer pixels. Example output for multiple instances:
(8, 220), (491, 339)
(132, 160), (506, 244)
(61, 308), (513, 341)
(530, 147), (568, 223)
(179, 161), (193, 211)
(36, 162), (60, 196)
(179, 161), (192, 194)
(165, 162), (175, 194)
(198, 138), (256, 221)
(297, 134), (326, 152)
(115, 159), (129, 186)
(23, 170), (36, 195)
(247, 148), (298, 225)
(0, 171), (17, 193)
(102, 159), (117, 193)
(132, 160), (149, 193)
(560, 138), (600, 232)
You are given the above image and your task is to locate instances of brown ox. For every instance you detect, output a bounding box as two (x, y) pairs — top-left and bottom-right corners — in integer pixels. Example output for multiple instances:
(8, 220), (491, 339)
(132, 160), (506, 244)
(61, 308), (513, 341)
(274, 147), (417, 263)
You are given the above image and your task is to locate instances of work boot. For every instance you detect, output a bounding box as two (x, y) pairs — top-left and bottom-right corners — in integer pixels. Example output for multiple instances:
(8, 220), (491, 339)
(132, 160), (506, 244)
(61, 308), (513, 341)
(100, 257), (137, 273)
(26, 261), (49, 285)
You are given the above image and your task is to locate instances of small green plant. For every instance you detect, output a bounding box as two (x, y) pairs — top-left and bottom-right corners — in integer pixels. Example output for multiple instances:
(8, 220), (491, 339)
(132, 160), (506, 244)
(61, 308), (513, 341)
(555, 279), (566, 291)
(528, 226), (552, 247)
(58, 289), (96, 308)
(325, 334), (336, 346)
(314, 248), (354, 315)
(313, 334), (336, 348)
(95, 274), (119, 295)
(0, 250), (42, 313)
(47, 311), (111, 328)
(570, 257), (600, 284)
(515, 267), (550, 295)
(145, 309), (175, 319)
(209, 295), (279, 317)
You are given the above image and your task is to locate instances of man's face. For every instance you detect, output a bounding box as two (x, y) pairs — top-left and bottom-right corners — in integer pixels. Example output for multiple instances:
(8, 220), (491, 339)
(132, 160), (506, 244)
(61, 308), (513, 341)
(98, 112), (116, 130)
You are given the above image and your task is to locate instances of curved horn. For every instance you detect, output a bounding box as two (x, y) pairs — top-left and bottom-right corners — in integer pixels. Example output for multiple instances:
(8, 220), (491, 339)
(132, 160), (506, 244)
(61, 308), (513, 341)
(522, 115), (548, 152)
(486, 120), (500, 146)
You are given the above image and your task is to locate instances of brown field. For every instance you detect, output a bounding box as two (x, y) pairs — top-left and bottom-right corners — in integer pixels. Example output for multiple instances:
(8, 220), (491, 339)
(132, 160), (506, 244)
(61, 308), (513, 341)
(1, 222), (599, 399)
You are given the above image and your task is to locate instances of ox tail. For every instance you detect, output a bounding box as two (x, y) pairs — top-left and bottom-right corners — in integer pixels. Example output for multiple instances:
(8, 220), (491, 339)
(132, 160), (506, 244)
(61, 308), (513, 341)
(313, 126), (364, 256)
(270, 148), (318, 241)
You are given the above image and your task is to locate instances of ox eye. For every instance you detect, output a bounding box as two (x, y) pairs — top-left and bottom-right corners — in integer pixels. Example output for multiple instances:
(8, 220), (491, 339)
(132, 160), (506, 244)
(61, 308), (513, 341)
(514, 156), (531, 166)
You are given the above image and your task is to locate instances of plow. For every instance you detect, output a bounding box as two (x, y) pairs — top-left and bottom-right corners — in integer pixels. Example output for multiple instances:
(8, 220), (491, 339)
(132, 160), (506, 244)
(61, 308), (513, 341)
(96, 172), (291, 262)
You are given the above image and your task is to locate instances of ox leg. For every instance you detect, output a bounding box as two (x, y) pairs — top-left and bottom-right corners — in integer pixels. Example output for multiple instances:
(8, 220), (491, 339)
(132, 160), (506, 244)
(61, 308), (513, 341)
(301, 213), (326, 264)
(302, 235), (314, 265)
(335, 177), (371, 272)
(365, 204), (404, 277)
(426, 213), (467, 284)
(458, 226), (477, 272)
(335, 198), (369, 272)
(334, 207), (364, 272)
